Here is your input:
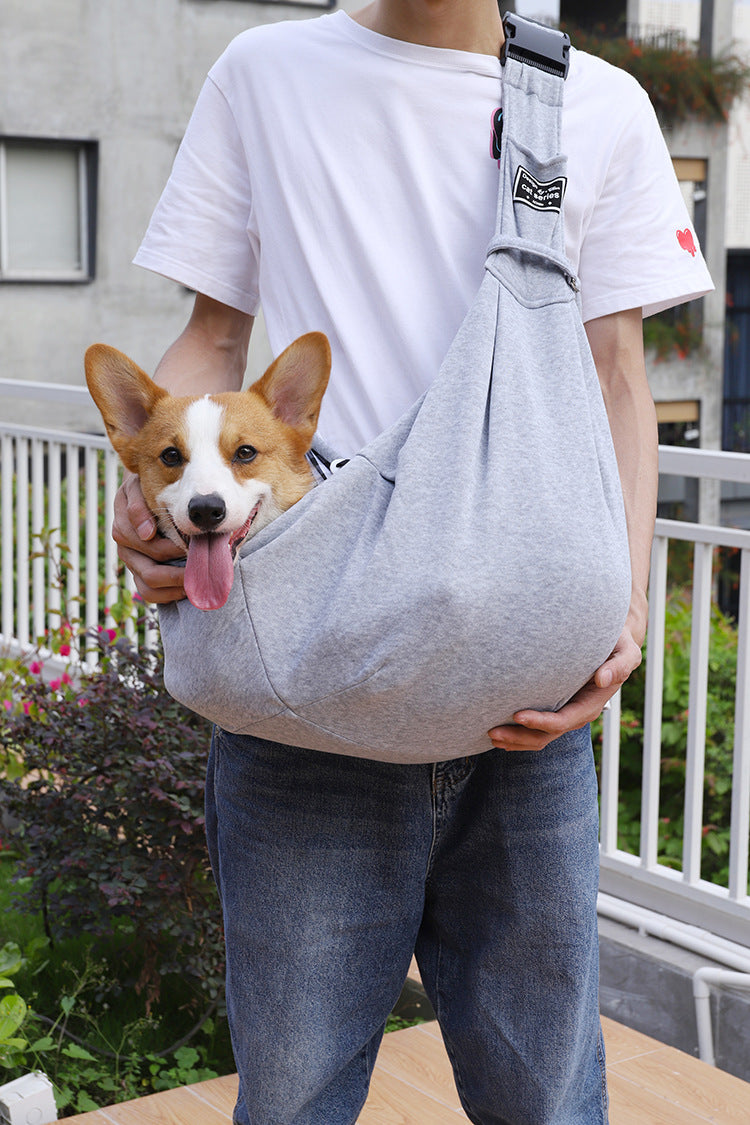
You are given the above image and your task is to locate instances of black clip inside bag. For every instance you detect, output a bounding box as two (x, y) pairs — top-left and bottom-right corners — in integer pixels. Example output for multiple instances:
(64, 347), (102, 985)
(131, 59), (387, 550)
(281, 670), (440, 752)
(501, 12), (570, 79)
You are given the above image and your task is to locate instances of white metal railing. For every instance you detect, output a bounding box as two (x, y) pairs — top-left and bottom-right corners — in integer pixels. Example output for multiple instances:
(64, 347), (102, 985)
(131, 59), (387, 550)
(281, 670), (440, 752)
(600, 445), (750, 947)
(0, 416), (153, 667)
(0, 377), (92, 406)
(1, 393), (750, 943)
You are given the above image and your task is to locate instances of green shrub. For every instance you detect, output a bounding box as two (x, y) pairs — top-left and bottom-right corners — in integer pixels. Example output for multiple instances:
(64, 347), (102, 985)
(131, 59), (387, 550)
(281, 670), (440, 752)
(601, 593), (739, 886)
(564, 26), (750, 126)
(0, 625), (221, 1007)
(0, 617), (232, 1111)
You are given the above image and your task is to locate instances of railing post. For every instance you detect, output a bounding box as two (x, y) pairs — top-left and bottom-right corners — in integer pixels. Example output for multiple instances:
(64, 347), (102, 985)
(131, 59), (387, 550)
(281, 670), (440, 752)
(65, 440), (81, 657)
(729, 548), (750, 901)
(683, 541), (713, 885)
(104, 450), (120, 628)
(84, 446), (100, 665)
(47, 441), (62, 632)
(641, 535), (668, 870)
(31, 438), (45, 643)
(15, 437), (29, 650)
(600, 689), (622, 856)
(1, 434), (14, 641)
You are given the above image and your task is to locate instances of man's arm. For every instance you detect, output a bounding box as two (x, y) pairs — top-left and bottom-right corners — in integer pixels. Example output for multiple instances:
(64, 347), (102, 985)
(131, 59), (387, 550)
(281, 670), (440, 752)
(489, 306), (657, 751)
(112, 293), (254, 603)
(149, 291), (254, 396)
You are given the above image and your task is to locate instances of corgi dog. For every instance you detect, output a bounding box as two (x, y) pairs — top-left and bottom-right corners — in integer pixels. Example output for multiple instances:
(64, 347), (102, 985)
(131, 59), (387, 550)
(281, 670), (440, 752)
(85, 333), (331, 611)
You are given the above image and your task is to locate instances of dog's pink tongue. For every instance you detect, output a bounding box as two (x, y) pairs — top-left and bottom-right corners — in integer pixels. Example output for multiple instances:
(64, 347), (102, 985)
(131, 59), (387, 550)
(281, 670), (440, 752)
(184, 533), (235, 611)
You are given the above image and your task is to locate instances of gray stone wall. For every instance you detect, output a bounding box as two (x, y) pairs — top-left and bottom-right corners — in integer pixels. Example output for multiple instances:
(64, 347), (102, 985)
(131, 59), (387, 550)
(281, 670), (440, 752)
(0, 0), (357, 431)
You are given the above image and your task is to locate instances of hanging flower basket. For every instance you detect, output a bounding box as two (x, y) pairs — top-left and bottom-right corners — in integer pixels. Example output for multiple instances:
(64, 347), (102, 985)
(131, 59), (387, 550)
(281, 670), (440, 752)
(566, 27), (750, 126)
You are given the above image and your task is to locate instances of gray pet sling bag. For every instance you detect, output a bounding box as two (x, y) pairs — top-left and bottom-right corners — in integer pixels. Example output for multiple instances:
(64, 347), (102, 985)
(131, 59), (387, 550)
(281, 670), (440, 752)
(159, 16), (632, 764)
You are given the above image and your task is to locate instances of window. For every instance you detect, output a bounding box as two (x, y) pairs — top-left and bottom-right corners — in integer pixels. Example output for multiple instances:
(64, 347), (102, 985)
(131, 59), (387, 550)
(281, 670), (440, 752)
(0, 138), (97, 282)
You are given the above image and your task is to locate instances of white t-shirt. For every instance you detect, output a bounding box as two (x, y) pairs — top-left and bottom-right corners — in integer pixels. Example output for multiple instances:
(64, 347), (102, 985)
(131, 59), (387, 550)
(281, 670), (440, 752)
(134, 11), (713, 453)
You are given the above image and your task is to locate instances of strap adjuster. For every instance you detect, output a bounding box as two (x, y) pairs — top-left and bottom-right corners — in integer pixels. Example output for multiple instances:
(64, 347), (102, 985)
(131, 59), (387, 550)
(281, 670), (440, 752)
(500, 13), (570, 79)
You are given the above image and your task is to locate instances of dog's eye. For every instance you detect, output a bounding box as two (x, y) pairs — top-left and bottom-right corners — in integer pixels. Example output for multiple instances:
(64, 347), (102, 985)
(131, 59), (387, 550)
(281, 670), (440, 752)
(160, 447), (183, 467)
(234, 445), (257, 464)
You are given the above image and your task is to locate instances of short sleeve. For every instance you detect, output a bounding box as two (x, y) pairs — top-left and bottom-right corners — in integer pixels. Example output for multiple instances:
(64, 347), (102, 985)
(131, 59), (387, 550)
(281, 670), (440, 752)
(133, 75), (261, 315)
(578, 89), (713, 323)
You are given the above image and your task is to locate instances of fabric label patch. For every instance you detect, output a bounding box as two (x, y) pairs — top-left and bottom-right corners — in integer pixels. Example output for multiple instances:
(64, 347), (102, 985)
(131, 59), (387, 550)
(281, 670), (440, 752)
(513, 166), (567, 212)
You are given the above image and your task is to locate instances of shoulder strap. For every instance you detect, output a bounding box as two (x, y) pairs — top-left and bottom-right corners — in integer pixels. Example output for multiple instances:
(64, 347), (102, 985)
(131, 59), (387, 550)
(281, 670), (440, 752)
(492, 14), (572, 269)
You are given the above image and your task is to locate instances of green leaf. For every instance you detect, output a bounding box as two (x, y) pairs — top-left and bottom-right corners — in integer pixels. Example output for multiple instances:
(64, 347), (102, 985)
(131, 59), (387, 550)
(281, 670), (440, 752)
(26, 935), (51, 960)
(0, 1036), (30, 1059)
(29, 1035), (55, 1051)
(62, 1042), (97, 1061)
(174, 1045), (199, 1068)
(54, 1085), (74, 1111)
(76, 1092), (101, 1112)
(0, 943), (23, 978)
(0, 993), (27, 1042)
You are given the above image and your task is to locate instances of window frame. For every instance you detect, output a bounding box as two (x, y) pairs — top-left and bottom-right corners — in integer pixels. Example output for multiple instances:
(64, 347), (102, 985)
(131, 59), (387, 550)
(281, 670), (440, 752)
(0, 136), (98, 284)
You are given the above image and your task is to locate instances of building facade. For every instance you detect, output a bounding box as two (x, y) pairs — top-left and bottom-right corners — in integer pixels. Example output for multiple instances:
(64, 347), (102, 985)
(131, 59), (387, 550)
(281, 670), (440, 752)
(0, 0), (346, 431)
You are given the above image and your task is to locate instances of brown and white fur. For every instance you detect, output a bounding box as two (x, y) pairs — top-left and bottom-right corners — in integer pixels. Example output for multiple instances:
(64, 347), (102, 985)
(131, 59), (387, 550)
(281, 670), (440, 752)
(85, 333), (331, 610)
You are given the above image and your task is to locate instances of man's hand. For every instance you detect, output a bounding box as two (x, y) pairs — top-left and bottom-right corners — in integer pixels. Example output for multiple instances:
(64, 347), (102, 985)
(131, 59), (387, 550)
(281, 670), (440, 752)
(488, 621), (643, 751)
(113, 475), (187, 604)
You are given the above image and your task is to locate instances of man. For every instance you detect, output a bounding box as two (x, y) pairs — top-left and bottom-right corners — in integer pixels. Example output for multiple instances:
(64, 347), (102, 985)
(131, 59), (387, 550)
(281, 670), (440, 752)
(115, 3), (712, 1121)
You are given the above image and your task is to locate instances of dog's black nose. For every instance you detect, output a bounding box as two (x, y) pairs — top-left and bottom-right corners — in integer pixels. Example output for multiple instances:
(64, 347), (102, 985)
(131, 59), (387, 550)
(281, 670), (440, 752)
(188, 493), (227, 530)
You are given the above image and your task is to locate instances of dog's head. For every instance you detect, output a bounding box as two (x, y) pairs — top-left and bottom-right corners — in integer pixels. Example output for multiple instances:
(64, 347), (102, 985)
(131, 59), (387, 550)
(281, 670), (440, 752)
(85, 333), (331, 610)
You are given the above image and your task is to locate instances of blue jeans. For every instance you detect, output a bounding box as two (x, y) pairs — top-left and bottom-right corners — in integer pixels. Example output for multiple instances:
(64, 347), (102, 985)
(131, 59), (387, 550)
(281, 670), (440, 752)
(205, 727), (608, 1125)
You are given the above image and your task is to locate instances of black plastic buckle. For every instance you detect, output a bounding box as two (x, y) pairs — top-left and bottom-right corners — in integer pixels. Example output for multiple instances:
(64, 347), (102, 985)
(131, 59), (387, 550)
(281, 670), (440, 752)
(500, 12), (570, 79)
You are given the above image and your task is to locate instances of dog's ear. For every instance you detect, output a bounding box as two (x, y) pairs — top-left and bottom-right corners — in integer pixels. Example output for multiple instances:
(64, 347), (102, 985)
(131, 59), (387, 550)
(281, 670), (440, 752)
(85, 344), (168, 466)
(253, 332), (331, 442)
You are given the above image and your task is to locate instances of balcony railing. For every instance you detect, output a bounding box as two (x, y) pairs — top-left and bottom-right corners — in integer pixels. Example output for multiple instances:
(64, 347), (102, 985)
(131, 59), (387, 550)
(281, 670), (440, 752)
(599, 445), (750, 948)
(0, 379), (150, 662)
(1, 391), (749, 950)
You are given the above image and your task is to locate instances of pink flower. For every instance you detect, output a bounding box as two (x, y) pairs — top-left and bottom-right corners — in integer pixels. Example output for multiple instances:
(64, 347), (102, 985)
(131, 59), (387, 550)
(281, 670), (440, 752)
(49, 678), (62, 691)
(61, 673), (72, 686)
(3, 699), (12, 712)
(59, 643), (71, 657)
(22, 701), (31, 716)
(29, 661), (42, 675)
(106, 629), (117, 643)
